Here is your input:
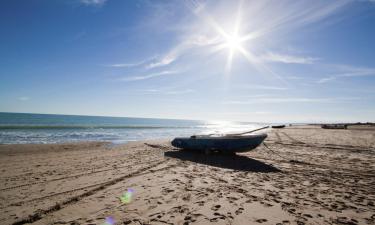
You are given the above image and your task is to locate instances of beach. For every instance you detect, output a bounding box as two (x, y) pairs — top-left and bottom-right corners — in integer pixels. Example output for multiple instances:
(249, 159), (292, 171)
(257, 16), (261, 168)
(1, 126), (375, 225)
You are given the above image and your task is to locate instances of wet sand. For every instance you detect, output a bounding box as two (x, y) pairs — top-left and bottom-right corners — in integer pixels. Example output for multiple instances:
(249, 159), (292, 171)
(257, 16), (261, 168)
(1, 126), (375, 225)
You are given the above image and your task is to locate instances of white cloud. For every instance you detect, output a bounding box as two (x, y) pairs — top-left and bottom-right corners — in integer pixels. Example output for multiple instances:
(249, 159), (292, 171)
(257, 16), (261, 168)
(317, 76), (337, 83)
(17, 97), (30, 101)
(357, 0), (375, 3)
(80, 0), (107, 6)
(318, 65), (375, 83)
(105, 34), (218, 75)
(137, 1), (348, 76)
(146, 35), (218, 69)
(165, 89), (195, 95)
(222, 96), (360, 105)
(140, 88), (195, 95)
(261, 52), (319, 64)
(107, 56), (158, 68)
(109, 62), (146, 68)
(147, 53), (179, 69)
(121, 70), (179, 81)
(223, 98), (330, 104)
(240, 84), (289, 90)
(109, 1), (349, 76)
(284, 75), (304, 80)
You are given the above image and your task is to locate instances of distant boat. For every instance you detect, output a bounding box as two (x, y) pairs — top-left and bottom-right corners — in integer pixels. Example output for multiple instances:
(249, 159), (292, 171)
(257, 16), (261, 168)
(272, 125), (286, 129)
(171, 133), (267, 154)
(321, 124), (347, 129)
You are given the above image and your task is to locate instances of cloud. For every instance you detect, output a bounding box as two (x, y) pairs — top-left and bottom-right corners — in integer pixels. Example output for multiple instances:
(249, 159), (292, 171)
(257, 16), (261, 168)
(140, 88), (195, 95)
(223, 97), (330, 104)
(17, 97), (30, 101)
(108, 61), (147, 68)
(224, 0), (350, 45)
(317, 65), (375, 83)
(146, 42), (190, 69)
(285, 75), (304, 80)
(121, 70), (179, 81)
(240, 84), (289, 90)
(107, 35), (217, 70)
(107, 56), (158, 68)
(357, 0), (375, 3)
(108, 1), (350, 77)
(261, 52), (319, 64)
(147, 53), (179, 69)
(317, 76), (337, 83)
(80, 0), (107, 6)
(138, 1), (348, 75)
(165, 89), (195, 95)
(222, 96), (360, 105)
(146, 35), (219, 69)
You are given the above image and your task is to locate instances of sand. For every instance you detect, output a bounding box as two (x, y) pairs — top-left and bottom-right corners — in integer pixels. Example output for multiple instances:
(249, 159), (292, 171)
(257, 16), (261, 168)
(1, 126), (375, 225)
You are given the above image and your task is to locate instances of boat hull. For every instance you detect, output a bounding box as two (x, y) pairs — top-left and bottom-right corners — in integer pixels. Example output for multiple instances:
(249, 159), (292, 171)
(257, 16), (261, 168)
(171, 133), (267, 153)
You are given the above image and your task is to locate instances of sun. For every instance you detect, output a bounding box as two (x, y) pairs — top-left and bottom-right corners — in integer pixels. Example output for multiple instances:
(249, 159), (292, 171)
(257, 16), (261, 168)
(195, 0), (261, 73)
(225, 33), (243, 52)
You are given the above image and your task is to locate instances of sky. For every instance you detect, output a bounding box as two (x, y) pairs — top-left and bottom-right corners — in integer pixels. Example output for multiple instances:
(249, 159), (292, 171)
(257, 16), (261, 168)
(0, 0), (375, 123)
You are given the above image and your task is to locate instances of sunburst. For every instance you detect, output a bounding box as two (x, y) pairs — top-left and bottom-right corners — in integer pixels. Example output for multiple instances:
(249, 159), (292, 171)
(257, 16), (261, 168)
(198, 1), (255, 73)
(189, 0), (286, 83)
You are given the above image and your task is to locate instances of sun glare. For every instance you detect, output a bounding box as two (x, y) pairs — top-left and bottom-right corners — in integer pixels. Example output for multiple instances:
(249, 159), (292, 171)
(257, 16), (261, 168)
(225, 34), (242, 52)
(195, 0), (280, 77)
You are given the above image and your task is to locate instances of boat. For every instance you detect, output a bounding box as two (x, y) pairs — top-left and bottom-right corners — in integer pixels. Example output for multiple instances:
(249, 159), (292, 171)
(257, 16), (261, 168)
(171, 133), (267, 154)
(321, 124), (347, 129)
(272, 125), (285, 129)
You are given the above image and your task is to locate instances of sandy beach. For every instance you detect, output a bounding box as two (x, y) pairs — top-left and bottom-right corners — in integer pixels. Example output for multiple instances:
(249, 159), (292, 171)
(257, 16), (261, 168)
(1, 126), (375, 225)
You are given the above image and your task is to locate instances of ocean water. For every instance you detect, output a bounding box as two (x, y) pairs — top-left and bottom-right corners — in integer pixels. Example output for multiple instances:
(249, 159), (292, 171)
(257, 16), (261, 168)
(0, 112), (265, 144)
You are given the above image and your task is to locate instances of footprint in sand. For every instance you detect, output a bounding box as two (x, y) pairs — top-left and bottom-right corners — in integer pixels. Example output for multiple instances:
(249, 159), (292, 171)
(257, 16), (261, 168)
(235, 207), (244, 215)
(255, 218), (268, 223)
(182, 193), (191, 201)
(184, 214), (204, 223)
(211, 204), (221, 211)
(195, 200), (205, 206)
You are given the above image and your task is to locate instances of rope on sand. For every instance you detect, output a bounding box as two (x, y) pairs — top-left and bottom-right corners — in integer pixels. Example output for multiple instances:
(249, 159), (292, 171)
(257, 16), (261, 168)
(263, 142), (308, 165)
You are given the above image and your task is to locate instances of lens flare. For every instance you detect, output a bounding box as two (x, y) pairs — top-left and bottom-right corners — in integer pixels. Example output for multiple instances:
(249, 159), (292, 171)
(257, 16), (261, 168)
(120, 188), (134, 204)
(102, 216), (115, 225)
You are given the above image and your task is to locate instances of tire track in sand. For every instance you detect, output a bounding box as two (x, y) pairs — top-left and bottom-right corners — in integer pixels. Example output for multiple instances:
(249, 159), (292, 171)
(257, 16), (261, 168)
(11, 159), (178, 225)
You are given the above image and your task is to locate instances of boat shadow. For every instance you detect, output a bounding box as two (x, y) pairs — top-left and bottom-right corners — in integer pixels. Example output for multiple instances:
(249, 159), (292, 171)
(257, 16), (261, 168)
(164, 150), (281, 173)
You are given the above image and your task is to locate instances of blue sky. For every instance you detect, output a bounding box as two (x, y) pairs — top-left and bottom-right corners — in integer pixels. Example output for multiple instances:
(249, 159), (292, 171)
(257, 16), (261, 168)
(1, 0), (375, 123)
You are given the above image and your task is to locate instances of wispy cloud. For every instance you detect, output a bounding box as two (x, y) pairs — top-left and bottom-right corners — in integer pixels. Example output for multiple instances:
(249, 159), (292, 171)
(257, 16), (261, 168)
(222, 96), (360, 104)
(261, 52), (319, 64)
(107, 1), (350, 77)
(140, 1), (347, 75)
(80, 0), (107, 6)
(147, 52), (179, 69)
(107, 56), (157, 68)
(109, 61), (146, 68)
(318, 65), (375, 83)
(146, 35), (219, 69)
(121, 70), (179, 81)
(106, 35), (218, 70)
(165, 89), (195, 95)
(17, 97), (30, 101)
(223, 98), (330, 104)
(239, 84), (289, 90)
(141, 88), (195, 95)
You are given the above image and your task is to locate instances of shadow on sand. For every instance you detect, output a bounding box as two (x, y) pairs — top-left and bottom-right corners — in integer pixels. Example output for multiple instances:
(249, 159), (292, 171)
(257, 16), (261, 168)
(164, 150), (281, 173)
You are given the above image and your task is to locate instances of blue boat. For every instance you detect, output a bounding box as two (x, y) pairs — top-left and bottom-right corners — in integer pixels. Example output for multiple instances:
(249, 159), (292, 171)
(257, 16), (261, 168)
(171, 133), (267, 154)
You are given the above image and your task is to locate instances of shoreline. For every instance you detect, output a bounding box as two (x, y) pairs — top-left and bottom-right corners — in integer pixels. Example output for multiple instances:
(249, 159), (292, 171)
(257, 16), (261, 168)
(1, 127), (375, 225)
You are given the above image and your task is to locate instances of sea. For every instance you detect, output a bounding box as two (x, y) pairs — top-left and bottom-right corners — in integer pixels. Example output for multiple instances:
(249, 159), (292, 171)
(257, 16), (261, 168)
(0, 112), (267, 144)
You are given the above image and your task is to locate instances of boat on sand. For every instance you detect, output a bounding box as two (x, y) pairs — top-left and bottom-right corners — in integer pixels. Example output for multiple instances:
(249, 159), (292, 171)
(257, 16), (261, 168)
(171, 133), (267, 154)
(321, 124), (347, 129)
